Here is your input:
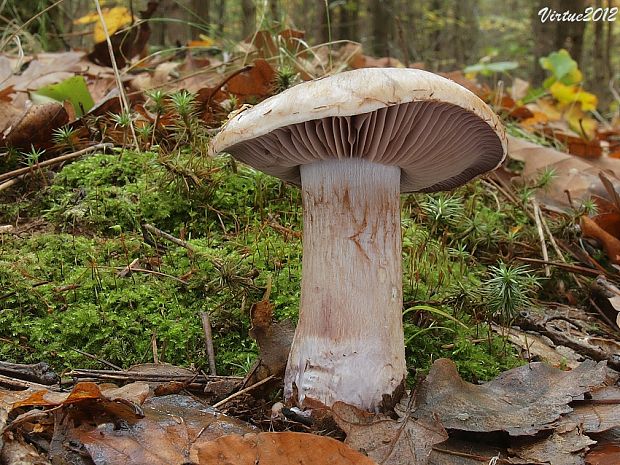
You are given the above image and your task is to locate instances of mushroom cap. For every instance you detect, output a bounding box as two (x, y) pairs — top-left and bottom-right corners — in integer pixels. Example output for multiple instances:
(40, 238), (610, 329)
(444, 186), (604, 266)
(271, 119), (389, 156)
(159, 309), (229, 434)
(210, 68), (507, 193)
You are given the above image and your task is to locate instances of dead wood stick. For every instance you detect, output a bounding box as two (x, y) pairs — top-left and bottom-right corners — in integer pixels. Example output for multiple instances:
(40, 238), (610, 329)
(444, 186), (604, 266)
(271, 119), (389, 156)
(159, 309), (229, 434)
(70, 347), (123, 370)
(0, 361), (59, 385)
(142, 223), (195, 251)
(532, 200), (550, 277)
(200, 312), (217, 375)
(66, 368), (241, 383)
(0, 143), (113, 183)
(0, 373), (59, 391)
(515, 257), (602, 276)
(212, 374), (276, 409)
(112, 266), (188, 284)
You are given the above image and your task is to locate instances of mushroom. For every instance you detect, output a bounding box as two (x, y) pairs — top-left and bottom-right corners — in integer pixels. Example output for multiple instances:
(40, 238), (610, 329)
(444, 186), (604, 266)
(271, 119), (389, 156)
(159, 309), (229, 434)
(209, 68), (507, 412)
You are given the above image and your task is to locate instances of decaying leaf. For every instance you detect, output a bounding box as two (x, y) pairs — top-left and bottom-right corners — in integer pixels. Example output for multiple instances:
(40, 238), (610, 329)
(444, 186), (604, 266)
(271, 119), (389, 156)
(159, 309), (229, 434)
(509, 427), (596, 465)
(226, 59), (276, 99)
(491, 323), (583, 369)
(193, 431), (378, 465)
(411, 358), (608, 436)
(73, 394), (255, 465)
(586, 444), (620, 465)
(508, 135), (620, 211)
(556, 386), (620, 434)
(427, 438), (507, 465)
(332, 401), (448, 465)
(2, 101), (68, 149)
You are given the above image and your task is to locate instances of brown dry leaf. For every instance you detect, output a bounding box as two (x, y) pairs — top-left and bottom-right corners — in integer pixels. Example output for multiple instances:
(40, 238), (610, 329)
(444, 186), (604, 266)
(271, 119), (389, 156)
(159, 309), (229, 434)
(73, 394), (255, 465)
(193, 431), (378, 465)
(508, 427), (595, 465)
(491, 323), (583, 369)
(332, 401), (448, 465)
(586, 444), (620, 465)
(427, 438), (507, 465)
(244, 291), (295, 385)
(412, 358), (608, 436)
(508, 135), (620, 211)
(87, 2), (157, 68)
(9, 381), (149, 424)
(0, 433), (51, 465)
(2, 102), (68, 149)
(556, 386), (620, 434)
(581, 216), (620, 264)
(226, 59), (275, 99)
(517, 306), (620, 370)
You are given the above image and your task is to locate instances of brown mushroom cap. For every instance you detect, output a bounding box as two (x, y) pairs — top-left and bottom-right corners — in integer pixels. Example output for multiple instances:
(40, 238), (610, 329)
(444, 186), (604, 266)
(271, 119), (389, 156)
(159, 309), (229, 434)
(210, 68), (507, 193)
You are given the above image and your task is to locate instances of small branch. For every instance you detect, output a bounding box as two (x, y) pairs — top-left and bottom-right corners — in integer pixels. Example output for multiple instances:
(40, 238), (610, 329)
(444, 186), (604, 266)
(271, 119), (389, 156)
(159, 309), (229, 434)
(70, 347), (122, 370)
(151, 331), (159, 364)
(200, 312), (217, 375)
(142, 223), (195, 252)
(0, 373), (59, 391)
(532, 199), (550, 277)
(0, 143), (113, 183)
(212, 374), (276, 409)
(515, 257), (601, 276)
(113, 266), (188, 284)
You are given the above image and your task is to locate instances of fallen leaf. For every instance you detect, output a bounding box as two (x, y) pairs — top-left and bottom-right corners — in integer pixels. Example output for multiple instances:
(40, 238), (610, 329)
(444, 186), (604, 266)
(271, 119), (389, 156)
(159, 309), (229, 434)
(74, 394), (255, 465)
(226, 59), (275, 99)
(581, 215), (620, 264)
(2, 102), (68, 149)
(332, 401), (448, 465)
(508, 135), (620, 211)
(586, 444), (620, 465)
(411, 358), (608, 436)
(87, 2), (157, 68)
(491, 323), (583, 369)
(556, 386), (620, 434)
(509, 427), (595, 465)
(193, 431), (378, 465)
(31, 75), (95, 116)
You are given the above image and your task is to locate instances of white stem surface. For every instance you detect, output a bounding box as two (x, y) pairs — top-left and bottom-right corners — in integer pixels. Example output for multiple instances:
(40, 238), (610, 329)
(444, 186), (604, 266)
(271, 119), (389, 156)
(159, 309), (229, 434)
(284, 158), (406, 412)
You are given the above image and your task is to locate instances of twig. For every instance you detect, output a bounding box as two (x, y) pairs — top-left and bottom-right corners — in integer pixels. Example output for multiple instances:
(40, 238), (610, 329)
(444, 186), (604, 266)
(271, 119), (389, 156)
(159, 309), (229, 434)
(0, 373), (59, 391)
(142, 223), (195, 252)
(532, 199), (550, 277)
(200, 312), (217, 375)
(151, 331), (159, 364)
(0, 174), (25, 193)
(212, 374), (276, 409)
(93, 0), (138, 149)
(0, 143), (113, 183)
(112, 266), (188, 284)
(71, 347), (122, 370)
(538, 208), (584, 289)
(515, 257), (601, 276)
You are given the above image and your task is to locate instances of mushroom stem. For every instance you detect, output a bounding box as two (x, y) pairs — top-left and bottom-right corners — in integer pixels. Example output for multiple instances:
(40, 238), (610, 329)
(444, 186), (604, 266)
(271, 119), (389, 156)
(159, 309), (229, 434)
(284, 158), (406, 412)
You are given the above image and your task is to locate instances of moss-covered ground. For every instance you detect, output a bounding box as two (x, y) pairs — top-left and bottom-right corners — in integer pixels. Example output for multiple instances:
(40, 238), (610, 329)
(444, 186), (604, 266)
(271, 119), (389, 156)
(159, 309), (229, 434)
(0, 145), (543, 382)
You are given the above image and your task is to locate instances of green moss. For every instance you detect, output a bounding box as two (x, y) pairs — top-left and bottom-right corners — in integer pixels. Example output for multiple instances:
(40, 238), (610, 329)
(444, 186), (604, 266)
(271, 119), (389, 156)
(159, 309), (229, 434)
(0, 145), (541, 382)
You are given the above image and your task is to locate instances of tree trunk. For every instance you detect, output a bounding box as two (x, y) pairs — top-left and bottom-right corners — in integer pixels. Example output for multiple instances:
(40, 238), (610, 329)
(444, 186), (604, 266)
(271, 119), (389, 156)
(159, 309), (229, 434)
(316, 0), (330, 44)
(453, 0), (479, 67)
(371, 0), (393, 57)
(216, 0), (225, 36)
(191, 0), (210, 39)
(241, 0), (256, 38)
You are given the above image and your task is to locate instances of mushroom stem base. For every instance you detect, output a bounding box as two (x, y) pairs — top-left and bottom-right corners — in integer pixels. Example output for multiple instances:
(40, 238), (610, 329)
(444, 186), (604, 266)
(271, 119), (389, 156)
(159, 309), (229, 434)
(284, 159), (406, 412)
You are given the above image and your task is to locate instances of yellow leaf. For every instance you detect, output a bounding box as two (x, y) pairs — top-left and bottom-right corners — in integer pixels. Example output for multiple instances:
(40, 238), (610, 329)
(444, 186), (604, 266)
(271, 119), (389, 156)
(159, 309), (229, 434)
(550, 82), (598, 112)
(74, 11), (99, 25)
(564, 105), (598, 140)
(94, 7), (133, 42)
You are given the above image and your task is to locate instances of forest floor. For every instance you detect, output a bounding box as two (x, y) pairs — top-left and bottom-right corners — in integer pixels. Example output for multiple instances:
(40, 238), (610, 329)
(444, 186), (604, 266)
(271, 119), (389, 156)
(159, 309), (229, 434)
(1, 21), (620, 465)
